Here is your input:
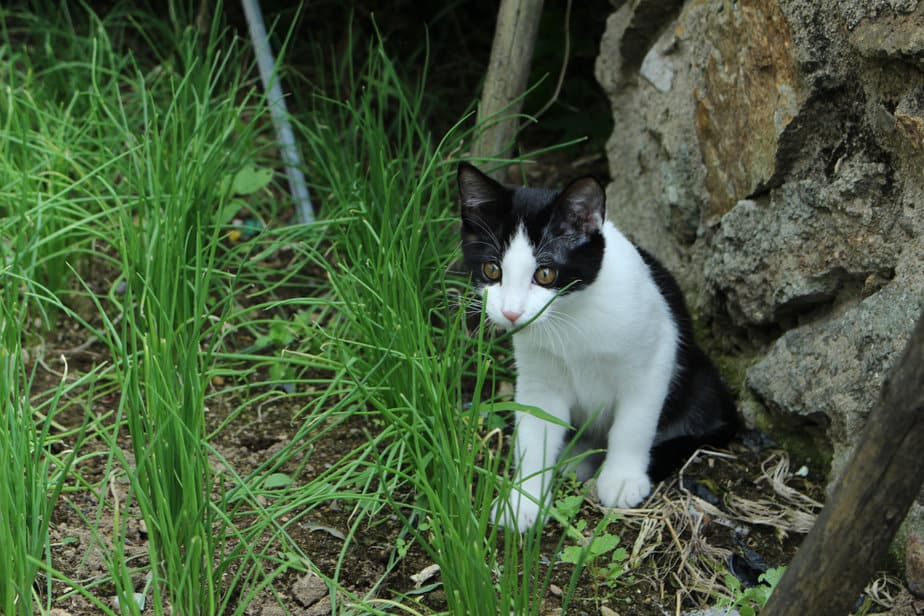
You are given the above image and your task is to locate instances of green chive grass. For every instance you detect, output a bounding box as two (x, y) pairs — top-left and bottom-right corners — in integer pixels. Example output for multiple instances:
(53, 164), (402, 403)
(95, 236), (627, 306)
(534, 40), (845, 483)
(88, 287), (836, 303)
(1, 3), (588, 613)
(0, 277), (95, 615)
(86, 13), (283, 614)
(278, 33), (583, 614)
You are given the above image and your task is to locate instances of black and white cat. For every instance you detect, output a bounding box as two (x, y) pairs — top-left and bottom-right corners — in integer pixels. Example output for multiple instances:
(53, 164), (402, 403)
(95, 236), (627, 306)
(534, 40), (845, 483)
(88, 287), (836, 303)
(458, 162), (739, 532)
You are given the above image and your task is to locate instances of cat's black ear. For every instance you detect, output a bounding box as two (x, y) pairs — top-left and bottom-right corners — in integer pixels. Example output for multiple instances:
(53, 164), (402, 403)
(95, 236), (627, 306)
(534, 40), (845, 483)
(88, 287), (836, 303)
(457, 163), (504, 212)
(555, 177), (606, 235)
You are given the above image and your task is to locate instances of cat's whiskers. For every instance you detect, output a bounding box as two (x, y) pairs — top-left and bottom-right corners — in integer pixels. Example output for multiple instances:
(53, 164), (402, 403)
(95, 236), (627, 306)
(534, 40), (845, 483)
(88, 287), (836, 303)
(548, 308), (586, 337)
(462, 300), (484, 317)
(465, 216), (504, 252)
(465, 239), (500, 251)
(524, 307), (567, 355)
(541, 318), (567, 356)
(540, 308), (589, 356)
(449, 291), (488, 323)
(532, 237), (548, 257)
(534, 229), (557, 258)
(545, 313), (574, 355)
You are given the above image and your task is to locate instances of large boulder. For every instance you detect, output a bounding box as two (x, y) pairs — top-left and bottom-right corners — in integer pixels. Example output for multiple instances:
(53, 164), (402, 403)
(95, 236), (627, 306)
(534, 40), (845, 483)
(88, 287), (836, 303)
(746, 245), (924, 480)
(596, 0), (924, 545)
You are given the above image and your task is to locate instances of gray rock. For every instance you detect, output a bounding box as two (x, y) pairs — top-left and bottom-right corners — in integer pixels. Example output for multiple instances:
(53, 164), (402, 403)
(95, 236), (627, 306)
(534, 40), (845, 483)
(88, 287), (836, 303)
(746, 258), (924, 480)
(683, 609), (739, 616)
(305, 598), (333, 616)
(639, 44), (675, 93)
(596, 0), (924, 548)
(840, 0), (920, 29)
(596, 1), (714, 293)
(907, 532), (924, 598)
(292, 573), (328, 608)
(705, 164), (901, 327)
(850, 1), (924, 64)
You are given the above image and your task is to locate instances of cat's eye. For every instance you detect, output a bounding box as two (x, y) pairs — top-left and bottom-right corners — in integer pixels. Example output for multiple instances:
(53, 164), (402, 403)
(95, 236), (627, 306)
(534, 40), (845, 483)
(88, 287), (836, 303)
(534, 266), (557, 286)
(482, 261), (502, 281)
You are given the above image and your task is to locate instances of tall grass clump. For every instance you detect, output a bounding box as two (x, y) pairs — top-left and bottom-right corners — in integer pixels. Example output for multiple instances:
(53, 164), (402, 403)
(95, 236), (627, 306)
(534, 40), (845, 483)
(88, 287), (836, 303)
(0, 6), (132, 328)
(0, 295), (53, 614)
(113, 34), (253, 616)
(0, 8), (120, 611)
(289, 37), (578, 614)
(0, 272), (92, 615)
(3, 3), (322, 612)
(39, 6), (287, 612)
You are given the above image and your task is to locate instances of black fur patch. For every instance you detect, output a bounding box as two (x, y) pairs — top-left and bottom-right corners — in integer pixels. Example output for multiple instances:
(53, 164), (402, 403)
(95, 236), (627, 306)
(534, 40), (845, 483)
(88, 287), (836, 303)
(636, 246), (740, 479)
(458, 163), (605, 293)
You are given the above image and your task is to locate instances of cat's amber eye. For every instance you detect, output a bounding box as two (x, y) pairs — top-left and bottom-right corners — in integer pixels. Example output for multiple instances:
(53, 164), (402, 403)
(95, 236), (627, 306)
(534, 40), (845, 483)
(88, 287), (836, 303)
(482, 261), (502, 281)
(533, 266), (557, 286)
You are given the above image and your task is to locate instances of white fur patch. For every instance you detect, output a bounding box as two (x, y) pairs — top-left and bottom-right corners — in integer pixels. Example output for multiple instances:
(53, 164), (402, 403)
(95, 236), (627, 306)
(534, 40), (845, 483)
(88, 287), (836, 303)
(482, 226), (556, 329)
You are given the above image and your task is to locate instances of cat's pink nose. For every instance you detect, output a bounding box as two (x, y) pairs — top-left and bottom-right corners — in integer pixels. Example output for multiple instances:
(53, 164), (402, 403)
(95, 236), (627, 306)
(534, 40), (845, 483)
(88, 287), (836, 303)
(502, 309), (523, 324)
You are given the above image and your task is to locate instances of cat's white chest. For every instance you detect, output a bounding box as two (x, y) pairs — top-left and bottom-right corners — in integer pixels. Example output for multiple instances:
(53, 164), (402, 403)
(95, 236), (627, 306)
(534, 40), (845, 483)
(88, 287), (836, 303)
(511, 225), (678, 436)
(565, 352), (624, 431)
(517, 336), (633, 432)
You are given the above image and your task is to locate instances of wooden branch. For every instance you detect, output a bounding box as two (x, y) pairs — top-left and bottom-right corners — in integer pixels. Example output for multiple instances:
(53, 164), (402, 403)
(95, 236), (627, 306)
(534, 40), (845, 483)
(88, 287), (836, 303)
(472, 0), (545, 178)
(763, 309), (924, 616)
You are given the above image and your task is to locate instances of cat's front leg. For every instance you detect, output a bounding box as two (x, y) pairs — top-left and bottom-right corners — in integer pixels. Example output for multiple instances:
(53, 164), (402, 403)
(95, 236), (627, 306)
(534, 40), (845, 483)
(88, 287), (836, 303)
(595, 391), (663, 509)
(493, 393), (570, 533)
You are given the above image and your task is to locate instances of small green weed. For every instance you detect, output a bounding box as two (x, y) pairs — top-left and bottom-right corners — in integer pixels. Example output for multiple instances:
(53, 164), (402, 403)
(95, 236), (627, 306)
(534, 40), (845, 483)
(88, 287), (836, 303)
(556, 494), (629, 590)
(719, 566), (787, 616)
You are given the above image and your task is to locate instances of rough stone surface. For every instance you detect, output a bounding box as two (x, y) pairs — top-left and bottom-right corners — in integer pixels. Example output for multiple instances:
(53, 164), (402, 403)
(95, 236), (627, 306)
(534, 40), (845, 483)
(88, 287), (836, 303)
(908, 532), (924, 598)
(705, 164), (900, 326)
(693, 0), (806, 216)
(596, 0), (924, 551)
(746, 247), (924, 479)
(851, 1), (924, 64)
(305, 598), (333, 616)
(838, 0), (920, 30)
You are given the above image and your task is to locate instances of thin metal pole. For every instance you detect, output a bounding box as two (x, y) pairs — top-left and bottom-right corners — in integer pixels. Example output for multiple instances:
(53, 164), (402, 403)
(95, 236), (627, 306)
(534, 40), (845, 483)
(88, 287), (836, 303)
(240, 0), (314, 224)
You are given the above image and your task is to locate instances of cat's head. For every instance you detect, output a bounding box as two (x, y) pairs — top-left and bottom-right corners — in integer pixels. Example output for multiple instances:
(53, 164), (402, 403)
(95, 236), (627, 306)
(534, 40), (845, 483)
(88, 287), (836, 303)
(457, 162), (606, 330)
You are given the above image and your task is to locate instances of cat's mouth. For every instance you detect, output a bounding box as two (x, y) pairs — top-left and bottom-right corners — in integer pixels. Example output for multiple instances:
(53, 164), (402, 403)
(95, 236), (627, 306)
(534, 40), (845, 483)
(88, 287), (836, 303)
(489, 316), (519, 332)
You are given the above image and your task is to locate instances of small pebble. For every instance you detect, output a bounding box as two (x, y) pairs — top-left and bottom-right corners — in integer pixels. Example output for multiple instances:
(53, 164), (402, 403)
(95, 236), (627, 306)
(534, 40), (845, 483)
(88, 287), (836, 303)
(305, 597), (333, 616)
(292, 573), (328, 607)
(410, 563), (441, 588)
(497, 381), (514, 397)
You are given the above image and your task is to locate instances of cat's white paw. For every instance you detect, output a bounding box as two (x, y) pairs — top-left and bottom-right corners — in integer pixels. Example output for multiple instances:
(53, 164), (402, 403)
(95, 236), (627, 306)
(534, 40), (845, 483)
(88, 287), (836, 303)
(596, 468), (651, 508)
(491, 495), (543, 533)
